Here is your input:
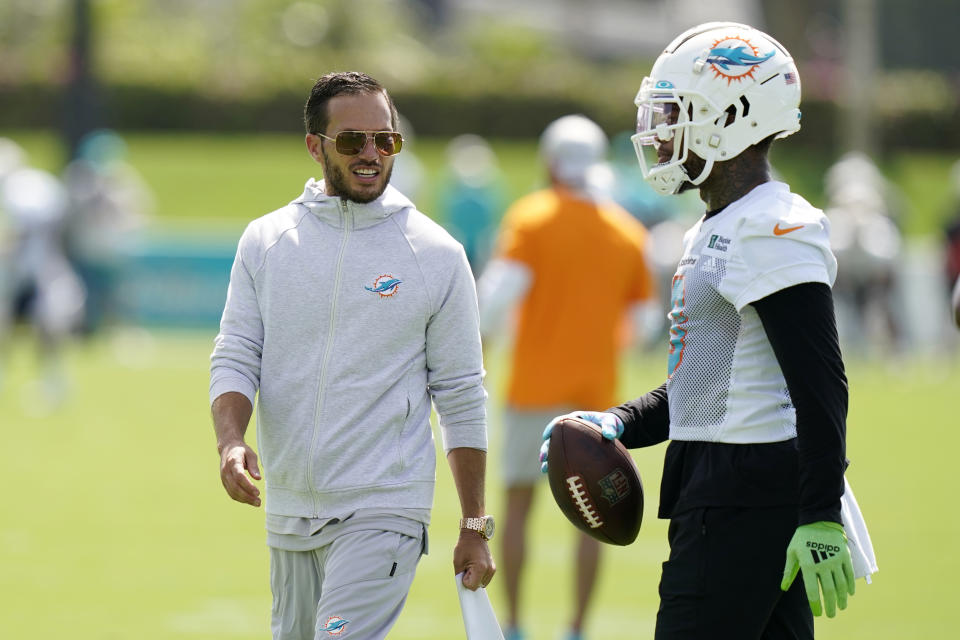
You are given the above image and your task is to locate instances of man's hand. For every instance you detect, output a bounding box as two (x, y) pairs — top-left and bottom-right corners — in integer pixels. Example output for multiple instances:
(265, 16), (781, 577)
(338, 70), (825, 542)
(539, 411), (624, 473)
(454, 529), (495, 591)
(218, 440), (262, 507)
(781, 521), (856, 617)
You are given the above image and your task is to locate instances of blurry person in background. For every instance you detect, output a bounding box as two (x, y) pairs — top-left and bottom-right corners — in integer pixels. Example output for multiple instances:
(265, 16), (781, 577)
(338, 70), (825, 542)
(388, 113), (425, 205)
(437, 134), (505, 276)
(607, 130), (699, 346)
(943, 160), (960, 307)
(63, 129), (152, 332)
(607, 130), (675, 228)
(0, 139), (23, 393)
(209, 72), (494, 640)
(953, 275), (960, 328)
(825, 151), (904, 229)
(477, 115), (657, 640)
(823, 152), (903, 356)
(0, 138), (86, 410)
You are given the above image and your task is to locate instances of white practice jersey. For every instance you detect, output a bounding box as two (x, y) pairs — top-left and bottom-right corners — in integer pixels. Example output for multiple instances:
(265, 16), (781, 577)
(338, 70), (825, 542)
(666, 181), (837, 444)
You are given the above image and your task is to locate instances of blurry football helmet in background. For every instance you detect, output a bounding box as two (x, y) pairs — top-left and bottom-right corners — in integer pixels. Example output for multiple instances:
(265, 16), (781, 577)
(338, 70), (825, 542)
(539, 114), (609, 191)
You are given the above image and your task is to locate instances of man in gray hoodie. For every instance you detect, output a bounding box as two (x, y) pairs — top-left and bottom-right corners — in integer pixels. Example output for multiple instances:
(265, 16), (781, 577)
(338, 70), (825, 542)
(210, 71), (495, 640)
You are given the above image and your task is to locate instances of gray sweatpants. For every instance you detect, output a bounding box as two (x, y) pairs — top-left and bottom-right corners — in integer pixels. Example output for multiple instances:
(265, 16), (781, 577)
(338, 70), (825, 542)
(269, 523), (426, 639)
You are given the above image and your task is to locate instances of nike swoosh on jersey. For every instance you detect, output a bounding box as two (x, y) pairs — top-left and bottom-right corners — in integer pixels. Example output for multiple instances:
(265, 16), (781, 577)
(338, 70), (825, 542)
(773, 223), (804, 236)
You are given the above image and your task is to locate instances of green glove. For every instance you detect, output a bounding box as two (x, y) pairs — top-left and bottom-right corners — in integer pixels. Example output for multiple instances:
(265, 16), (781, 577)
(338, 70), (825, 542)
(781, 521), (856, 617)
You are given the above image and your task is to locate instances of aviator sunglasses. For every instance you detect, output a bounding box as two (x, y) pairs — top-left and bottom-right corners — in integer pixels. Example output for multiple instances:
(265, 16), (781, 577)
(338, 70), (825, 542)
(315, 130), (404, 157)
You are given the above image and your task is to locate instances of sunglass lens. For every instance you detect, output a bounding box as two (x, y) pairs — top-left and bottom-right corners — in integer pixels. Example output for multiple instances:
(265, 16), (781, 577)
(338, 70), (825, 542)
(374, 132), (402, 156)
(335, 131), (367, 155)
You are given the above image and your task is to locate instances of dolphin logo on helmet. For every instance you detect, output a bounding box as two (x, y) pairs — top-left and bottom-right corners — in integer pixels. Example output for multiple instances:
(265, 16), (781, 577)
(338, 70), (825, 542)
(705, 46), (775, 72)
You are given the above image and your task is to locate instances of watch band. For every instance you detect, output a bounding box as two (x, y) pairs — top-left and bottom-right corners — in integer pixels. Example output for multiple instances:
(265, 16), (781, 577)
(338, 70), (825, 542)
(460, 517), (486, 533)
(459, 515), (494, 540)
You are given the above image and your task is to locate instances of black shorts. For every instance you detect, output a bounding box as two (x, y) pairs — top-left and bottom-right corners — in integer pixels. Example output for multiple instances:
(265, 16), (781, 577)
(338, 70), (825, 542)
(655, 506), (814, 640)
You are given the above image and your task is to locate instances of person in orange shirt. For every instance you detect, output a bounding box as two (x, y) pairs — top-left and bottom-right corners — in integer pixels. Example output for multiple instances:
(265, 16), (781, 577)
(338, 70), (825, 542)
(478, 115), (658, 640)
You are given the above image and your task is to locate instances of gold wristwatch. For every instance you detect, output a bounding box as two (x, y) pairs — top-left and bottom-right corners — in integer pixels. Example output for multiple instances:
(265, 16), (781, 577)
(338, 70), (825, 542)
(459, 515), (496, 541)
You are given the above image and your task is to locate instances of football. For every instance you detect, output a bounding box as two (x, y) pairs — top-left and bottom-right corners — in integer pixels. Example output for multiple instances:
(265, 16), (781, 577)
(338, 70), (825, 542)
(547, 416), (644, 545)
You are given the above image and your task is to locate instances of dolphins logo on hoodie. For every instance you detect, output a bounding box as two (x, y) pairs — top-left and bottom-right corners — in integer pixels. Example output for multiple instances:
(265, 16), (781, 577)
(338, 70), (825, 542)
(322, 616), (349, 635)
(365, 274), (402, 298)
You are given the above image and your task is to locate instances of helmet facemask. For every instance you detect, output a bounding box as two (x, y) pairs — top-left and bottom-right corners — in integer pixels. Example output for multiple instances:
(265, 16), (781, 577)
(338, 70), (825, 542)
(630, 22), (802, 196)
(631, 79), (728, 195)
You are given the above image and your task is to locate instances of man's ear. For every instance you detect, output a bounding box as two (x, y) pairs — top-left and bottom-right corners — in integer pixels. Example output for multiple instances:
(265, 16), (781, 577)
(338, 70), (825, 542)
(305, 133), (324, 164)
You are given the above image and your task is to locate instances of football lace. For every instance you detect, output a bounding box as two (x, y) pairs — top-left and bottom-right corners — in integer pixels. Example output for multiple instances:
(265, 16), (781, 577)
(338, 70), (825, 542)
(566, 475), (603, 529)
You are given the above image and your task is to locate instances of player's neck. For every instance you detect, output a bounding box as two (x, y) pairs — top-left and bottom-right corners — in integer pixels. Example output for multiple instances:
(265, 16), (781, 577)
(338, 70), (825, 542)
(698, 152), (771, 211)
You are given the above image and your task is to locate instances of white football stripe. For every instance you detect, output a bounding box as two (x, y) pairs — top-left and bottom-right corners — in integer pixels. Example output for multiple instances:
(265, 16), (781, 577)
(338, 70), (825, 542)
(566, 475), (603, 529)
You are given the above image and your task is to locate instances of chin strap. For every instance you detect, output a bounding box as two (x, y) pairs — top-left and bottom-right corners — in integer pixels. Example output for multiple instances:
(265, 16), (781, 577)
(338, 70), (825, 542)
(648, 163), (690, 196)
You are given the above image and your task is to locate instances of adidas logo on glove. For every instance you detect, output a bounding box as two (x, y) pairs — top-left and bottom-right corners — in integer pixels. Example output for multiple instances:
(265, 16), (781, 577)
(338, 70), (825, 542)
(805, 540), (841, 563)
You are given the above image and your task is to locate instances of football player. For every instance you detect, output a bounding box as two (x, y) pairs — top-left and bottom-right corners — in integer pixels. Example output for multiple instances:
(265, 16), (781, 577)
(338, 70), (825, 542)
(0, 140), (86, 408)
(541, 23), (861, 638)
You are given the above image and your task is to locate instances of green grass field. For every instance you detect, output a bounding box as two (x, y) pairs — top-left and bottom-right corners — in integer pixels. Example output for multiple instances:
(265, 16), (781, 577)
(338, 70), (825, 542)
(1, 329), (958, 639)
(2, 130), (959, 637)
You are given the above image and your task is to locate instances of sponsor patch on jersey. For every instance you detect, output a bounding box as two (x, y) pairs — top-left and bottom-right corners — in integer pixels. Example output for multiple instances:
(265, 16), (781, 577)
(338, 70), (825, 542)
(707, 234), (731, 251)
(364, 273), (401, 298)
(678, 256), (698, 267)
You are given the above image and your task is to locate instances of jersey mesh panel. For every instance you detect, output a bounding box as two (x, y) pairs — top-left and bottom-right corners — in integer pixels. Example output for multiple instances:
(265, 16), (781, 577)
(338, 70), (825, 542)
(668, 255), (740, 440)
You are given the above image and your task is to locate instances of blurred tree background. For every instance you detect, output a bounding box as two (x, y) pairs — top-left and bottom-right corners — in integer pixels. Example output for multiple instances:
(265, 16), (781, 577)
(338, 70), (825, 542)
(1, 0), (957, 150)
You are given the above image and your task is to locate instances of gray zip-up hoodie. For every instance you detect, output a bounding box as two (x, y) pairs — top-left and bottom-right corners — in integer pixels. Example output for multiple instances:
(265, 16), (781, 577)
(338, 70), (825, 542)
(210, 179), (487, 519)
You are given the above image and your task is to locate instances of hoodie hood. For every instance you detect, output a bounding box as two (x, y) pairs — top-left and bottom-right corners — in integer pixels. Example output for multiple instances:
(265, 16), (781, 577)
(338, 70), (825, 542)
(292, 178), (416, 230)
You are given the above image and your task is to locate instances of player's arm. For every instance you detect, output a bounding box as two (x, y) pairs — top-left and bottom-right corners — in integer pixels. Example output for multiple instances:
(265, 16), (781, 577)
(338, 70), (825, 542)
(209, 233), (264, 508)
(425, 246), (494, 590)
(609, 383), (670, 449)
(212, 391), (262, 507)
(447, 447), (496, 591)
(539, 384), (669, 472)
(753, 282), (854, 616)
(752, 282), (847, 524)
(476, 258), (532, 337)
(626, 228), (662, 349)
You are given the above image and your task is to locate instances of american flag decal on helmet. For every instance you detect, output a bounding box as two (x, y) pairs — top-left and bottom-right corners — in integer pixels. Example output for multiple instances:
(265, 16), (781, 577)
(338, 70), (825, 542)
(784, 72), (797, 85)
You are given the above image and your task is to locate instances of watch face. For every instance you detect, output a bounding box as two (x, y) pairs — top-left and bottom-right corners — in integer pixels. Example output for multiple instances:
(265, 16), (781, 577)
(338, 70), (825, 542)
(483, 517), (495, 539)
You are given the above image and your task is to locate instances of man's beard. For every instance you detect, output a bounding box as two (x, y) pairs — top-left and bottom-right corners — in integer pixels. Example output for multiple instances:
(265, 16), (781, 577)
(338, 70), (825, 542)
(321, 149), (394, 204)
(677, 152), (706, 194)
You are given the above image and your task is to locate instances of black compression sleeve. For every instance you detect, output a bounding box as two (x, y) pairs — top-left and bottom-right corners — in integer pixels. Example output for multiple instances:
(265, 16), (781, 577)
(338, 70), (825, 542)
(608, 382), (670, 449)
(752, 282), (847, 525)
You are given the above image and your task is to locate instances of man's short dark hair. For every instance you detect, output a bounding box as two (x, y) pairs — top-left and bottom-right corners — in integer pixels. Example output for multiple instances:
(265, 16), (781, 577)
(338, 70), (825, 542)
(303, 71), (398, 135)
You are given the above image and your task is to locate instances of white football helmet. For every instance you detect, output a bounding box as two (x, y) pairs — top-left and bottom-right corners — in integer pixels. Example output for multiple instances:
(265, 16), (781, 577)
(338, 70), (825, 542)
(539, 114), (608, 189)
(632, 22), (802, 195)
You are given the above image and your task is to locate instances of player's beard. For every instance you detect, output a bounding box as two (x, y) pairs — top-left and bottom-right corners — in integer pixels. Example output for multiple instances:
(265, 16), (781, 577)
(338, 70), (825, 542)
(678, 152), (707, 194)
(321, 149), (394, 204)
